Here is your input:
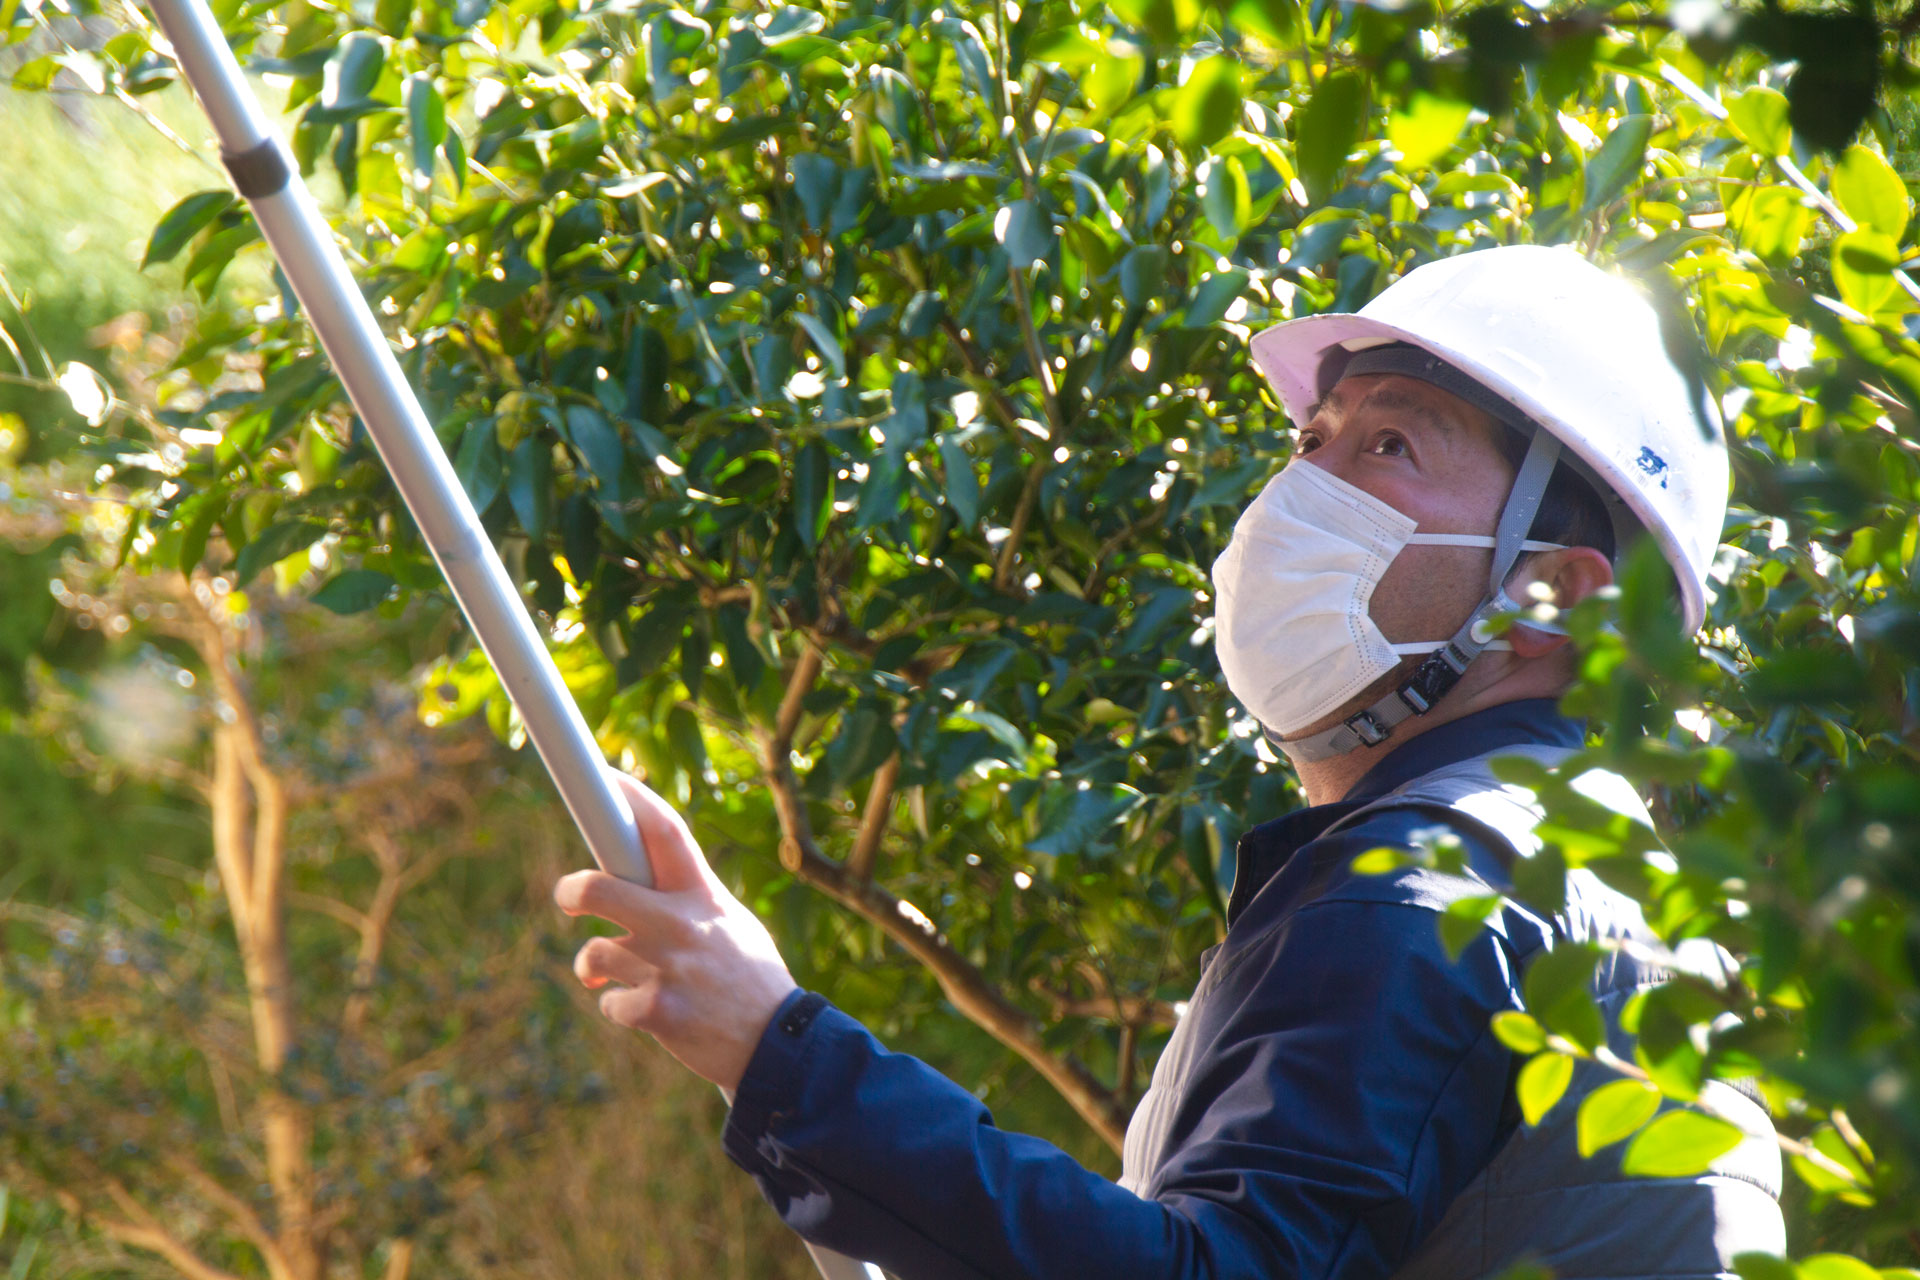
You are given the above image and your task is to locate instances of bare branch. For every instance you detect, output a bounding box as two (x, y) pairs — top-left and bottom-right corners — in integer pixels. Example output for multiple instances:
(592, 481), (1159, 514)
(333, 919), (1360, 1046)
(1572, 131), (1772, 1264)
(381, 1238), (415, 1280)
(846, 753), (900, 884)
(57, 1178), (250, 1280)
(167, 1156), (296, 1280)
(774, 825), (1129, 1151)
(773, 642), (825, 753)
(1035, 986), (1180, 1030)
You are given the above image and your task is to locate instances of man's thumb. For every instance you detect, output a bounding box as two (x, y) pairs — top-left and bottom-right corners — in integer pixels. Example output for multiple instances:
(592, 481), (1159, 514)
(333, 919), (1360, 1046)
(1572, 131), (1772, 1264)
(605, 767), (713, 891)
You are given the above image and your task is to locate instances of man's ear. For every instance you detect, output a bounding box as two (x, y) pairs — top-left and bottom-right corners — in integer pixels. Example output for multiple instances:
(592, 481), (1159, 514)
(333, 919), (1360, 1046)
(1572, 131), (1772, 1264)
(1507, 547), (1615, 659)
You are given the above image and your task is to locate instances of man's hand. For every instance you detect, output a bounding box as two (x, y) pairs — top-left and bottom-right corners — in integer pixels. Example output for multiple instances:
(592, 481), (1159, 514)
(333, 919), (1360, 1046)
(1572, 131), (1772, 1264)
(553, 770), (798, 1092)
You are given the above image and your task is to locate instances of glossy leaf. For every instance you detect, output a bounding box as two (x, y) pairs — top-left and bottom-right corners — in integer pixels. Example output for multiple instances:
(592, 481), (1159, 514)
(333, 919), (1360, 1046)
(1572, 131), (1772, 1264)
(1171, 56), (1241, 150)
(1575, 1079), (1661, 1156)
(1294, 71), (1365, 204)
(142, 190), (234, 268)
(311, 568), (398, 614)
(1516, 1052), (1574, 1126)
(1619, 1110), (1744, 1178)
(1831, 146), (1910, 242)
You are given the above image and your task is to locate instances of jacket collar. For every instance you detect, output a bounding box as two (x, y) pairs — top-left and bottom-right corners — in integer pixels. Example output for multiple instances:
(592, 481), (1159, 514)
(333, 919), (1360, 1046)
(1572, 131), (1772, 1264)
(1339, 697), (1584, 803)
(1224, 699), (1582, 925)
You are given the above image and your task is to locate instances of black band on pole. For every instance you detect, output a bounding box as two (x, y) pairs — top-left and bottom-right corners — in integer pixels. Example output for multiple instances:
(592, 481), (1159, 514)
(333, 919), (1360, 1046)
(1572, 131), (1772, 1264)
(222, 138), (290, 198)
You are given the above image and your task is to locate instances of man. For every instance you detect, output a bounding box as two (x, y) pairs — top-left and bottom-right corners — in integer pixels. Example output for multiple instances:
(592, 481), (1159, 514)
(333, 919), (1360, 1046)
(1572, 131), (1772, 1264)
(554, 246), (1787, 1278)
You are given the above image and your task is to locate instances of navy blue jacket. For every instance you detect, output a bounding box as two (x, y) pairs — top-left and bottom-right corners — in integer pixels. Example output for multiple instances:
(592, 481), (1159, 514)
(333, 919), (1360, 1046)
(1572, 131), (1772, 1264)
(723, 701), (1582, 1279)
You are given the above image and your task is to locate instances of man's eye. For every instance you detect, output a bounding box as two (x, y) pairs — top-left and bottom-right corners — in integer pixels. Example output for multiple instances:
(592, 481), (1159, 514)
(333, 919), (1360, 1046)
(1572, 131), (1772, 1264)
(1295, 433), (1322, 454)
(1369, 432), (1408, 457)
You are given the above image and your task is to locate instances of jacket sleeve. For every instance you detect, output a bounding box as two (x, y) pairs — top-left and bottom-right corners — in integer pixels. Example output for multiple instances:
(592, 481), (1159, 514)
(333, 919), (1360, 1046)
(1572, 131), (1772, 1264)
(722, 866), (1527, 1280)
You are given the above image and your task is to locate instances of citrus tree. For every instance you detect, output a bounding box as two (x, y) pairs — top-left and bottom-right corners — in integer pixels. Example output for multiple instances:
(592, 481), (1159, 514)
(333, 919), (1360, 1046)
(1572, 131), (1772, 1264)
(5, 0), (1920, 1271)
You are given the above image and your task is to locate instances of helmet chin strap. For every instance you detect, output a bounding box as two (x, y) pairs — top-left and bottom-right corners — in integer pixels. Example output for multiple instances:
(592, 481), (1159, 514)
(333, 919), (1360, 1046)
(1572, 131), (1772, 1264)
(1274, 430), (1564, 765)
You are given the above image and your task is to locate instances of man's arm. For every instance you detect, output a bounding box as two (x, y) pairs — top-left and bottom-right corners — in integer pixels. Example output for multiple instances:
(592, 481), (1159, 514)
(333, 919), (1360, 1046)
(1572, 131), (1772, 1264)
(555, 776), (1525, 1280)
(719, 889), (1529, 1279)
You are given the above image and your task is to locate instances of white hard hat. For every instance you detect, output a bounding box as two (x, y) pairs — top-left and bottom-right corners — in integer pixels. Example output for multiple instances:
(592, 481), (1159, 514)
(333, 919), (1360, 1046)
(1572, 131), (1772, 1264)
(1248, 245), (1729, 634)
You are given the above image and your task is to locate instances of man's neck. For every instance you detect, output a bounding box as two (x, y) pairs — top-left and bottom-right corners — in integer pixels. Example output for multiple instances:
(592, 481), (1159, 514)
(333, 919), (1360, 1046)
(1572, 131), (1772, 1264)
(1280, 664), (1568, 806)
(1283, 710), (1458, 807)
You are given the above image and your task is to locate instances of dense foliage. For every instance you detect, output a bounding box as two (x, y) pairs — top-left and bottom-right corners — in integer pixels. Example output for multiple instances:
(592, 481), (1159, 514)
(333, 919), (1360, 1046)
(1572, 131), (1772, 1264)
(6, 0), (1920, 1272)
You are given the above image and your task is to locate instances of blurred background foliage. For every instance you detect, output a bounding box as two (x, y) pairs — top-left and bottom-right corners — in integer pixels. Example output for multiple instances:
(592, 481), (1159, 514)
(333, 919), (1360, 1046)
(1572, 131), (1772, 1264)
(3, 0), (1920, 1274)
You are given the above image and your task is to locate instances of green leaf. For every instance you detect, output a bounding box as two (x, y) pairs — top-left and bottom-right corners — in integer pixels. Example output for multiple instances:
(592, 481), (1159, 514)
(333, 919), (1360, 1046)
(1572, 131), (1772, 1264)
(951, 707), (1028, 762)
(1733, 1253), (1801, 1280)
(176, 492), (224, 575)
(997, 199), (1053, 270)
(143, 190), (234, 268)
(323, 31), (385, 109)
(1350, 847), (1406, 875)
(1832, 228), (1902, 316)
(792, 439), (833, 549)
(1727, 87), (1790, 156)
(311, 568), (398, 614)
(1029, 782), (1142, 858)
(1517, 1052), (1574, 1126)
(1832, 146), (1911, 242)
(827, 698), (894, 784)
(1027, 28), (1102, 68)
(1582, 114), (1651, 215)
(235, 519), (327, 585)
(454, 419), (504, 514)
(1119, 244), (1169, 308)
(1491, 1010), (1547, 1055)
(1200, 156), (1251, 241)
(759, 6), (819, 44)
(794, 312), (845, 380)
(1108, 0), (1201, 43)
(1225, 0), (1299, 45)
(1083, 49), (1143, 120)
(939, 434), (980, 526)
(1437, 893), (1501, 958)
(790, 154), (841, 231)
(1171, 55), (1241, 150)
(1576, 1079), (1662, 1156)
(1619, 1109), (1744, 1178)
(404, 72), (446, 178)
(1787, 1125), (1871, 1198)
(1185, 269), (1249, 329)
(1389, 92), (1471, 171)
(506, 437), (553, 542)
(1731, 186), (1811, 265)
(8, 54), (59, 91)
(563, 405), (626, 499)
(1798, 1256), (1881, 1280)
(1294, 71), (1366, 204)
(1525, 952), (1605, 1053)
(666, 705), (707, 778)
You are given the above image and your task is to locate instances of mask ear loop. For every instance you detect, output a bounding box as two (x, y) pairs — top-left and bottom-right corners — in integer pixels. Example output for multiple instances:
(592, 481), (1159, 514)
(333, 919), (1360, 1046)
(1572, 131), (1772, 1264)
(1275, 430), (1564, 763)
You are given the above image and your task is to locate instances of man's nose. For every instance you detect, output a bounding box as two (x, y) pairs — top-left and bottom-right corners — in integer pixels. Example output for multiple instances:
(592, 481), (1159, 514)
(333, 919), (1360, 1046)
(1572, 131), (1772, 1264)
(1288, 444), (1355, 484)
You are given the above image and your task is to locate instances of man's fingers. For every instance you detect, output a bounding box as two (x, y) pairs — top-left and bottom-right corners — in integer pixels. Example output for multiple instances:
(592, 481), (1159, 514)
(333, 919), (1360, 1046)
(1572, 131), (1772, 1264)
(606, 768), (719, 894)
(553, 868), (684, 941)
(597, 976), (667, 1031)
(574, 934), (653, 991)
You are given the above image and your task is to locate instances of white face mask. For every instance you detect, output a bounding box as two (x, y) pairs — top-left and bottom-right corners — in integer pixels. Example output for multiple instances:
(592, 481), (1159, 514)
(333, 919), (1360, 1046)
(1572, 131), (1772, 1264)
(1210, 461), (1562, 739)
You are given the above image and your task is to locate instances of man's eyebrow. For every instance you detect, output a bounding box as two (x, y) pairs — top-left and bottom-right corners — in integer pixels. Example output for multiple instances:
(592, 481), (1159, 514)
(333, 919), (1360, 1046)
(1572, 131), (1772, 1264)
(1347, 385), (1458, 436)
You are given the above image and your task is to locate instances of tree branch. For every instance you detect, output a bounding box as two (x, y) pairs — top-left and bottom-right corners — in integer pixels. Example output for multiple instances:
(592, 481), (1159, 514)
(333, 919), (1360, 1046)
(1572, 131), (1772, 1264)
(1035, 986), (1180, 1029)
(381, 1238), (415, 1280)
(167, 1155), (296, 1280)
(774, 825), (1130, 1151)
(846, 752), (900, 884)
(58, 1177), (250, 1280)
(993, 452), (1051, 593)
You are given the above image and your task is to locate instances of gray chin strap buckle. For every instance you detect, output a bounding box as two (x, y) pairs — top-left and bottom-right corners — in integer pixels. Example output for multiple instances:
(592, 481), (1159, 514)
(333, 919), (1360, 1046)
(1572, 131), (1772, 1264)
(1344, 707), (1392, 747)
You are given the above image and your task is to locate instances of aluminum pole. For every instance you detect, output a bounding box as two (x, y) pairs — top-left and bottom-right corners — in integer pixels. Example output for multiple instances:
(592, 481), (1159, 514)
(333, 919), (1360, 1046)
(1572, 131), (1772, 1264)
(141, 5), (882, 1276)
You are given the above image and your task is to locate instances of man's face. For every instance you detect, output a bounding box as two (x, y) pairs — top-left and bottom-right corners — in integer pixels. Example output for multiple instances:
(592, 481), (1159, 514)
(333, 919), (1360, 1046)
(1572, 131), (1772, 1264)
(1288, 372), (1518, 706)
